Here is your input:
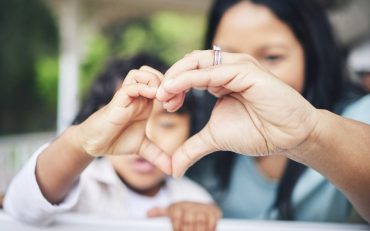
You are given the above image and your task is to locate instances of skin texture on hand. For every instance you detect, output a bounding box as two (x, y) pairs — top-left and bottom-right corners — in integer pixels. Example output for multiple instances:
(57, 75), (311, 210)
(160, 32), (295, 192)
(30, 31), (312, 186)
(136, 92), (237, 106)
(156, 50), (319, 178)
(147, 202), (222, 231)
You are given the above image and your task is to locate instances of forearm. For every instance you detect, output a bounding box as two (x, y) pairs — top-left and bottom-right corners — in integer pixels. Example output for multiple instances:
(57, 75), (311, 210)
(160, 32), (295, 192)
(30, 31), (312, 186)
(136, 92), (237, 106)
(290, 109), (370, 222)
(36, 126), (94, 204)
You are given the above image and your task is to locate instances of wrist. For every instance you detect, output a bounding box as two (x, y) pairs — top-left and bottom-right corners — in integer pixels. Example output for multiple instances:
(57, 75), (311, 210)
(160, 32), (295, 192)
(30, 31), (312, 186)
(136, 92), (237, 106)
(65, 125), (94, 160)
(287, 109), (326, 165)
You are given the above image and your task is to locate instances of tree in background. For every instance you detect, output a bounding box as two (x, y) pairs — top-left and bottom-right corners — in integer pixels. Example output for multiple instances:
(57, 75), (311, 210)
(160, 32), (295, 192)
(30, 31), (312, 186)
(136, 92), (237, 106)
(0, 0), (58, 135)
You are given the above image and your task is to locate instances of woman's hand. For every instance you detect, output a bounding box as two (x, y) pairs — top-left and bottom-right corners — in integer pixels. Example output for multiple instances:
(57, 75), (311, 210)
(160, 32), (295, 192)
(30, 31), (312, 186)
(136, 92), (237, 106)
(147, 202), (222, 231)
(75, 66), (171, 174)
(157, 50), (320, 177)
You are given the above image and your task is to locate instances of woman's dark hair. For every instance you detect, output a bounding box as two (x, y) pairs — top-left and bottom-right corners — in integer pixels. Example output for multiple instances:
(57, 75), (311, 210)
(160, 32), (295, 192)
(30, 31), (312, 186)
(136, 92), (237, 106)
(193, 0), (355, 220)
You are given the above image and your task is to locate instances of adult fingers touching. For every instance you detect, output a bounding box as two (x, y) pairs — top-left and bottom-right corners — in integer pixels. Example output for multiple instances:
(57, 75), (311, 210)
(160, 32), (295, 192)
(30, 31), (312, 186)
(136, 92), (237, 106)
(157, 50), (255, 102)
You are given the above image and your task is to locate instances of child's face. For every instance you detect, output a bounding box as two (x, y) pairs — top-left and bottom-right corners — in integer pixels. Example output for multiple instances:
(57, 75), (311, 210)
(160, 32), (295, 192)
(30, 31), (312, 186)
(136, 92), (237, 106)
(108, 100), (190, 195)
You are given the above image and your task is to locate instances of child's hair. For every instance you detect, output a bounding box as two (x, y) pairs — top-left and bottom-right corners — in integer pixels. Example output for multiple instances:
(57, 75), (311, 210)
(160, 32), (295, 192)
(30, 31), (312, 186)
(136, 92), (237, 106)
(72, 53), (194, 125)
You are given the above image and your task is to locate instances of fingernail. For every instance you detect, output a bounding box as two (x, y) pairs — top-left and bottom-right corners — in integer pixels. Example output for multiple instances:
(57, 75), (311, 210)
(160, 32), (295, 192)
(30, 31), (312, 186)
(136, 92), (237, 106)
(156, 86), (165, 100)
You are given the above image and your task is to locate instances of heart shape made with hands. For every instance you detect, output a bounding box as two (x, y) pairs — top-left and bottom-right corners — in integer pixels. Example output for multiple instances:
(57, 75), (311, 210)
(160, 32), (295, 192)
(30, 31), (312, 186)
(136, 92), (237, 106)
(80, 50), (317, 179)
(79, 63), (238, 178)
(155, 90), (271, 178)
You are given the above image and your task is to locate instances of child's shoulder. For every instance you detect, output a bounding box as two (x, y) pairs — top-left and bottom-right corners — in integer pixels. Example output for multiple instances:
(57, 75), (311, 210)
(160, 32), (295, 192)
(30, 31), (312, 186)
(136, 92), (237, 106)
(80, 158), (120, 187)
(165, 177), (214, 204)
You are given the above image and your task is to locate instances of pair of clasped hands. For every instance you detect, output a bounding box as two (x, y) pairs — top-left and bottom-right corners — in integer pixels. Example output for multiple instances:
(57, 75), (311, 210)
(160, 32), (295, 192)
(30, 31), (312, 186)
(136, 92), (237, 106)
(75, 50), (319, 178)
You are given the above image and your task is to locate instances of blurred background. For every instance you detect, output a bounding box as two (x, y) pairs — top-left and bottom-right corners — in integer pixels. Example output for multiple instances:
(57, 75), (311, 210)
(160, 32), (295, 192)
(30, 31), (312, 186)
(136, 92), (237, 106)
(0, 0), (370, 193)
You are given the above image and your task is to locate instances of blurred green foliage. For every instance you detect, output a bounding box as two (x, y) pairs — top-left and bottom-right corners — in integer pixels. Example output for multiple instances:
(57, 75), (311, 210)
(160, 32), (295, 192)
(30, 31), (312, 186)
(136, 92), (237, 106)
(80, 34), (110, 97)
(0, 0), (58, 135)
(0, 2), (204, 135)
(35, 56), (59, 110)
(80, 12), (205, 97)
(116, 12), (205, 64)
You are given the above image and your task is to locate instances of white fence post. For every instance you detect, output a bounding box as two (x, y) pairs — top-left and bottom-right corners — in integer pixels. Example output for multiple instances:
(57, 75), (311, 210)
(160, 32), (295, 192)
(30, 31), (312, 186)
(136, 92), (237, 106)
(57, 0), (80, 134)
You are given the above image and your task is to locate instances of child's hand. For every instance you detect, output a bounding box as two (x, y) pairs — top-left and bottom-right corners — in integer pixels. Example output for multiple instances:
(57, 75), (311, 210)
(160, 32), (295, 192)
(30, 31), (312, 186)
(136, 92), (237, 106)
(75, 66), (171, 174)
(147, 202), (222, 231)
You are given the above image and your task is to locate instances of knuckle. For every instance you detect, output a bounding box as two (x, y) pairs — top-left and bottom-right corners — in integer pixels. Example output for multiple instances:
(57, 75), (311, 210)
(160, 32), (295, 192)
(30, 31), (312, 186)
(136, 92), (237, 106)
(139, 65), (150, 70)
(127, 69), (139, 76)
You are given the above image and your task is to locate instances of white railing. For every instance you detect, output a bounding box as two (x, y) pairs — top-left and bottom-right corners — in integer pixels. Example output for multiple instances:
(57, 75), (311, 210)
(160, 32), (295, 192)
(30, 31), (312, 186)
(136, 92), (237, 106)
(0, 131), (55, 193)
(1, 211), (370, 231)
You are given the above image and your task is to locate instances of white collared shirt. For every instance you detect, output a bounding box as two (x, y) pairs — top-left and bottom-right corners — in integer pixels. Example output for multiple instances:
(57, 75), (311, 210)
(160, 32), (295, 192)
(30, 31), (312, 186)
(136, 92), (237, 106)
(4, 144), (213, 226)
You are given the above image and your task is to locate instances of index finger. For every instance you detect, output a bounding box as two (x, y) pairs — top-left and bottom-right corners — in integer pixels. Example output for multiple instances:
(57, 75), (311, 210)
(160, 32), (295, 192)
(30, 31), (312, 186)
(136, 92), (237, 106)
(167, 50), (251, 80)
(124, 69), (161, 88)
(139, 65), (165, 81)
(157, 50), (251, 102)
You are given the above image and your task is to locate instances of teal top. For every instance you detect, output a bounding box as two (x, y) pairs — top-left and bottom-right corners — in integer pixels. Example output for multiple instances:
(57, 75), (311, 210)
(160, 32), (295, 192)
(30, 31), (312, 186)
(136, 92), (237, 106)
(220, 156), (353, 222)
(342, 94), (370, 124)
(193, 95), (370, 223)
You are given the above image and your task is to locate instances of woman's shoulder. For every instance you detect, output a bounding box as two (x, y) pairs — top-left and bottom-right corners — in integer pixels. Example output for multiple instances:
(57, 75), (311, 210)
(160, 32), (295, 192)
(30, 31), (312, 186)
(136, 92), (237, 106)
(293, 167), (369, 223)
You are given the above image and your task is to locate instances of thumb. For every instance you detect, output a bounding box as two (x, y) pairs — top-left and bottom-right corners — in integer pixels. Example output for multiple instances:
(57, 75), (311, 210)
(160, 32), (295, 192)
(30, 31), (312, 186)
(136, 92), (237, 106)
(172, 125), (217, 178)
(139, 137), (172, 176)
(147, 207), (168, 218)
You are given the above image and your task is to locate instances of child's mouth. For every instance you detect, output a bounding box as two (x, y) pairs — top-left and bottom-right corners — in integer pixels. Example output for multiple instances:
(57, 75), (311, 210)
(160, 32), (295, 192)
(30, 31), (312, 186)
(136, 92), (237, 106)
(132, 157), (156, 173)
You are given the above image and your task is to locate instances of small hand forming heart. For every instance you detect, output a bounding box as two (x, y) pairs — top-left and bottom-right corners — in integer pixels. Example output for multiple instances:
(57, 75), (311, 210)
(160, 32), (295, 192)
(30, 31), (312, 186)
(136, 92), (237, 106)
(76, 66), (172, 175)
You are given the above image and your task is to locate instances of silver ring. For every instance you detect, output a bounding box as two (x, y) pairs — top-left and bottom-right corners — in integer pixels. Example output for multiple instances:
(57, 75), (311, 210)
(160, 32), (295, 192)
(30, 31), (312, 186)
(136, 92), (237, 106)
(213, 45), (222, 65)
